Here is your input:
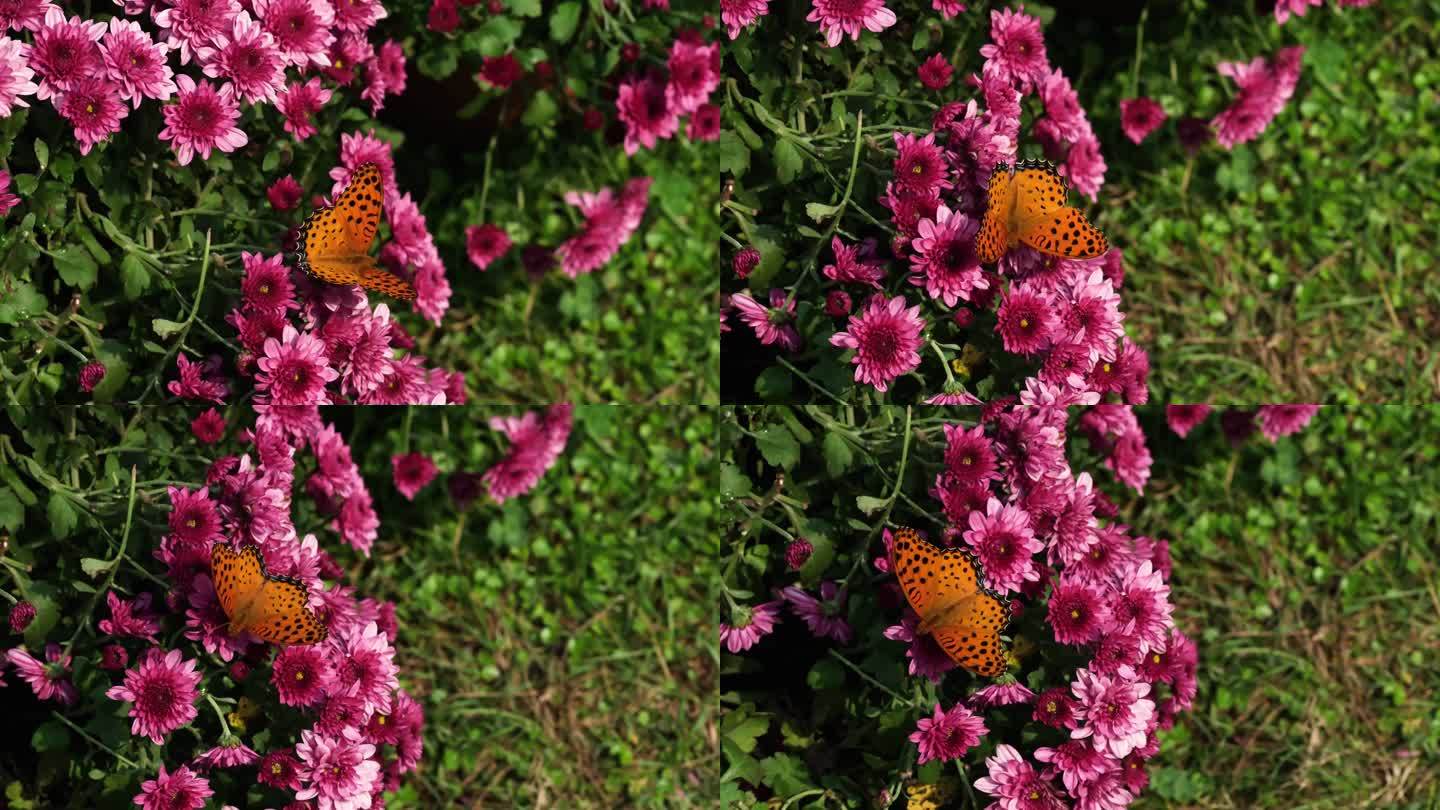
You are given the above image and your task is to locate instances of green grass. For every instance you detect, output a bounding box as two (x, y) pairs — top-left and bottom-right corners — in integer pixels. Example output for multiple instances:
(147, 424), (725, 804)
(1127, 406), (1440, 806)
(347, 405), (719, 806)
(1090, 4), (1440, 402)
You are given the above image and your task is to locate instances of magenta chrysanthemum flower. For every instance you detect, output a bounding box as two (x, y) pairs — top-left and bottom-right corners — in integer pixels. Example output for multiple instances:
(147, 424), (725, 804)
(99, 591), (162, 640)
(105, 649), (201, 744)
(6, 644), (77, 704)
(720, 0), (768, 39)
(1110, 560), (1174, 653)
(167, 485), (222, 545)
(253, 0), (334, 67)
(1211, 46), (1305, 150)
(272, 643), (335, 707)
(295, 727), (382, 810)
(616, 73), (679, 155)
(275, 76), (332, 139)
(1032, 687), (1077, 729)
(733, 246), (761, 279)
(0, 168), (19, 217)
(323, 31), (373, 84)
(970, 682), (1036, 708)
(926, 390), (983, 405)
(1070, 668), (1154, 759)
(1273, 0), (1322, 24)
(189, 407), (225, 443)
(152, 0), (240, 64)
(98, 17), (174, 107)
(1165, 404), (1212, 437)
(1120, 97), (1166, 144)
(1255, 404), (1321, 442)
(482, 403), (573, 503)
(784, 538), (812, 570)
(1048, 472), (1098, 564)
(917, 52), (952, 90)
(942, 423), (998, 489)
(1061, 132), (1107, 202)
(240, 251), (298, 314)
(0, 0), (53, 33)
(883, 614), (955, 682)
(731, 290), (802, 352)
(805, 0), (894, 47)
(892, 131), (951, 196)
(780, 581), (852, 643)
(198, 12), (285, 103)
(265, 176), (302, 212)
(720, 599), (782, 653)
(996, 283), (1056, 356)
(687, 103), (720, 141)
(974, 744), (1065, 810)
(932, 0), (964, 17)
(391, 452), (437, 501)
(822, 236), (886, 288)
(1106, 430), (1153, 493)
(333, 621), (400, 715)
(134, 764), (212, 810)
(1047, 575), (1111, 645)
(665, 38), (717, 115)
(555, 177), (651, 277)
(330, 0), (385, 32)
(909, 204), (986, 307)
(256, 325), (340, 405)
(0, 39), (38, 117)
(55, 76), (128, 155)
(258, 748), (304, 790)
(8, 600), (36, 632)
(465, 224), (511, 270)
(1034, 739), (1109, 796)
(830, 293), (925, 392)
(159, 75), (247, 165)
(978, 7), (1049, 91)
(909, 702), (986, 764)
(194, 738), (260, 769)
(1038, 68), (1089, 143)
(962, 497), (1042, 594)
(1066, 522), (1137, 586)
(28, 8), (105, 100)
(1058, 268), (1123, 361)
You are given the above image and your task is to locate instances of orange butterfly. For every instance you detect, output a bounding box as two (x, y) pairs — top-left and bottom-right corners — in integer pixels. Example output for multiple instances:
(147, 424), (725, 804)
(890, 527), (1010, 677)
(211, 543), (328, 646)
(974, 159), (1108, 264)
(296, 162), (416, 301)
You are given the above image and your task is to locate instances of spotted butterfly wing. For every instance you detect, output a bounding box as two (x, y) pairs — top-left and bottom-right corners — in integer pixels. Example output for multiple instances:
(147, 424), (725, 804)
(297, 162), (416, 301)
(249, 577), (329, 646)
(975, 159), (1108, 263)
(210, 543), (328, 646)
(974, 164), (1015, 264)
(212, 543), (264, 621)
(890, 527), (1010, 677)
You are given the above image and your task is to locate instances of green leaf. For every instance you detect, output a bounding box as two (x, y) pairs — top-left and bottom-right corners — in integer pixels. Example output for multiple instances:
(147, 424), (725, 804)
(719, 131), (751, 177)
(521, 91), (558, 127)
(33, 138), (48, 172)
(719, 462), (753, 499)
(721, 711), (769, 754)
(52, 246), (98, 290)
(120, 253), (151, 300)
(754, 366), (793, 401)
(773, 139), (803, 184)
(47, 492), (77, 539)
(0, 282), (46, 326)
(152, 318), (186, 339)
(806, 659), (846, 691)
(822, 432), (853, 477)
(30, 721), (69, 753)
(549, 2), (581, 41)
(509, 0), (541, 15)
(805, 201), (840, 223)
(80, 557), (113, 578)
(0, 488), (23, 532)
(855, 494), (889, 515)
(477, 16), (524, 54)
(417, 45), (460, 80)
(754, 425), (800, 469)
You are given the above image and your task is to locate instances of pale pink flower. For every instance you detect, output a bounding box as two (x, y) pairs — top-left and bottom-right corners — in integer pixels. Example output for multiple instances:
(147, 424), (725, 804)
(830, 293), (925, 392)
(806, 0), (895, 47)
(28, 7), (105, 100)
(99, 17), (175, 106)
(254, 0), (334, 67)
(152, 0), (242, 64)
(105, 648), (201, 744)
(199, 12), (286, 104)
(276, 77), (332, 139)
(159, 75), (248, 165)
(0, 37), (39, 115)
(55, 76), (128, 154)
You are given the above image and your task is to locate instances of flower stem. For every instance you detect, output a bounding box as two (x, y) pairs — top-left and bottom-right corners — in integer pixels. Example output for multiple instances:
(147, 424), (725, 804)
(51, 711), (137, 768)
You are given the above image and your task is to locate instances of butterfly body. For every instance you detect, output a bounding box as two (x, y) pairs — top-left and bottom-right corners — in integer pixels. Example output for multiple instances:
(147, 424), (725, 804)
(975, 159), (1107, 264)
(296, 162), (416, 301)
(890, 527), (1010, 677)
(211, 543), (328, 646)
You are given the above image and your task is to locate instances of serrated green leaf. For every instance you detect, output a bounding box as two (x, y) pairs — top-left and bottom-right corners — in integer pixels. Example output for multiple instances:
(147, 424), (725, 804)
(855, 494), (889, 515)
(822, 432), (853, 477)
(52, 246), (98, 290)
(0, 488), (23, 532)
(549, 2), (581, 41)
(805, 201), (840, 223)
(47, 492), (77, 539)
(754, 425), (800, 469)
(80, 557), (113, 578)
(152, 318), (186, 339)
(774, 139), (803, 184)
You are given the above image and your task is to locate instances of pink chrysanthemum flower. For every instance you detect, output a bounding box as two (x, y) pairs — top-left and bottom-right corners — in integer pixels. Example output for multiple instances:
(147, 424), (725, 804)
(105, 649), (201, 744)
(830, 293), (925, 392)
(665, 38), (717, 115)
(465, 224), (511, 270)
(909, 204), (987, 307)
(0, 39), (38, 117)
(75, 359), (106, 391)
(240, 251), (298, 314)
(168, 485), (223, 545)
(152, 0), (241, 64)
(9, 600), (36, 632)
(805, 0), (894, 47)
(272, 643), (335, 707)
(134, 764), (212, 810)
(323, 31), (373, 85)
(198, 12), (285, 104)
(481, 404), (573, 503)
(332, 620), (400, 715)
(616, 73), (679, 155)
(1165, 404), (1212, 437)
(720, 599), (782, 653)
(55, 76), (128, 154)
(1273, 0), (1322, 24)
(0, 0), (54, 32)
(1032, 687), (1078, 729)
(940, 99), (1014, 196)
(822, 236), (886, 288)
(926, 390), (983, 406)
(267, 174), (302, 210)
(780, 581), (852, 643)
(1110, 560), (1174, 653)
(99, 591), (162, 640)
(194, 738), (260, 769)
(917, 52), (952, 90)
(1061, 133), (1107, 202)
(256, 325), (340, 405)
(6, 644), (78, 705)
(258, 748), (304, 790)
(731, 290), (802, 352)
(338, 306), (395, 398)
(719, 0), (768, 39)
(1255, 404), (1321, 442)
(1070, 668), (1154, 759)
(554, 177), (651, 277)
(1067, 522), (1137, 587)
(1105, 430), (1152, 492)
(962, 497), (1042, 594)
(190, 407), (225, 443)
(29, 8), (106, 100)
(1058, 267), (1123, 361)
(882, 614), (955, 682)
(253, 0), (334, 68)
(932, 0), (964, 17)
(295, 727), (382, 810)
(1047, 575), (1112, 645)
(330, 0), (385, 32)
(974, 744), (1065, 810)
(892, 131), (951, 196)
(909, 702), (986, 764)
(274, 77), (331, 139)
(1211, 46), (1305, 150)
(1034, 739), (1109, 796)
(942, 423), (998, 489)
(159, 75), (247, 165)
(996, 283), (1056, 356)
(687, 102), (719, 141)
(1048, 472), (1098, 564)
(98, 17), (174, 106)
(1120, 97), (1166, 144)
(1038, 68), (1089, 143)
(391, 453), (437, 501)
(979, 7), (1049, 91)
(970, 682), (1036, 708)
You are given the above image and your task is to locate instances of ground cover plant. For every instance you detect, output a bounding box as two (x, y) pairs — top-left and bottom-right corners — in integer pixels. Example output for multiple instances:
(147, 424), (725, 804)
(0, 402), (716, 807)
(719, 0), (1432, 403)
(0, 0), (719, 406)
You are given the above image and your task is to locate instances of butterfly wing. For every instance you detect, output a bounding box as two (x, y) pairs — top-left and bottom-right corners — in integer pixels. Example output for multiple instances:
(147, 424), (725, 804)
(211, 543), (265, 620)
(336, 163), (383, 254)
(1018, 206), (1109, 260)
(891, 527), (979, 621)
(975, 164), (1015, 264)
(247, 574), (328, 646)
(930, 590), (1010, 677)
(1011, 161), (1069, 232)
(357, 262), (417, 301)
(297, 163), (413, 301)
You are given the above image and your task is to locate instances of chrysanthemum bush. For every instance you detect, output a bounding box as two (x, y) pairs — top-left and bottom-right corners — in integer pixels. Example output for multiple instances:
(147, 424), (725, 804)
(719, 402), (1317, 807)
(0, 401), (571, 807)
(1, 0), (717, 405)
